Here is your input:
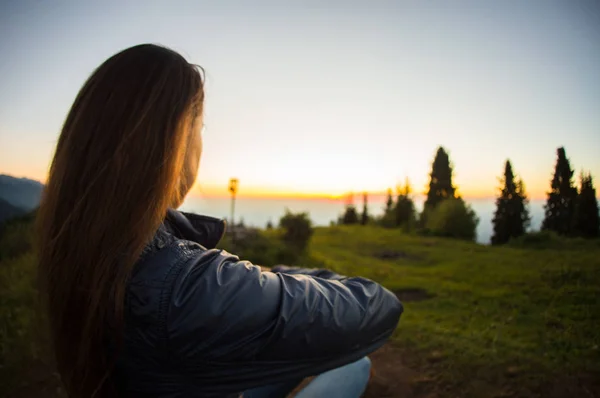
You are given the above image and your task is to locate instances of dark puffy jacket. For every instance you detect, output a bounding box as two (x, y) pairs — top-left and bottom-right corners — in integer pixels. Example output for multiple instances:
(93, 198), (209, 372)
(114, 209), (403, 397)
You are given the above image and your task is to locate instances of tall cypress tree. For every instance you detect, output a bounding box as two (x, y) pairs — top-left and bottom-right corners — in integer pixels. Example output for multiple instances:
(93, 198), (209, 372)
(424, 147), (456, 215)
(395, 178), (415, 228)
(574, 172), (599, 238)
(542, 147), (577, 235)
(385, 188), (394, 214)
(491, 160), (530, 244)
(361, 192), (369, 225)
(378, 188), (396, 227)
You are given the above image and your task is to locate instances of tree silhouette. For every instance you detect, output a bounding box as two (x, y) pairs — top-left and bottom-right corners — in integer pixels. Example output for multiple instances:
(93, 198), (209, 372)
(491, 160), (530, 244)
(542, 147), (577, 236)
(361, 192), (369, 225)
(340, 193), (359, 225)
(341, 206), (359, 225)
(426, 198), (478, 241)
(574, 172), (599, 238)
(395, 178), (415, 229)
(424, 147), (456, 212)
(378, 188), (396, 227)
(385, 188), (394, 214)
(279, 210), (313, 252)
(422, 147), (456, 226)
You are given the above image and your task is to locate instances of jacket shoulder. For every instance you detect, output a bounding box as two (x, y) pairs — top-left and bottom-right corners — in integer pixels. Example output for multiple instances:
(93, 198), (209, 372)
(125, 235), (203, 334)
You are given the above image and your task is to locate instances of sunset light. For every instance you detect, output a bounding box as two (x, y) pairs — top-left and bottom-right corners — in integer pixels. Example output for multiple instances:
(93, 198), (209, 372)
(1, 2), (600, 397)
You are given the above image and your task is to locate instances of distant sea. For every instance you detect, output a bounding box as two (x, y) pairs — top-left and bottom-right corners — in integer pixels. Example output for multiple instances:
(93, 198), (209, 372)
(180, 196), (546, 245)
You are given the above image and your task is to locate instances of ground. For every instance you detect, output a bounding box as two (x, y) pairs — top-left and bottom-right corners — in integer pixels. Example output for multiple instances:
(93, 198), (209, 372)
(297, 226), (600, 397)
(2, 219), (600, 397)
(363, 345), (421, 398)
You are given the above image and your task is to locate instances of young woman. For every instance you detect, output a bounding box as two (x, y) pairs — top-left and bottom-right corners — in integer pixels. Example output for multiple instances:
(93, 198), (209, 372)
(36, 44), (403, 398)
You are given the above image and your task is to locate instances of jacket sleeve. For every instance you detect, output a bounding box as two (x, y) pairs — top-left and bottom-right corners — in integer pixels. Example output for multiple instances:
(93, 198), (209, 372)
(271, 264), (346, 280)
(166, 248), (403, 395)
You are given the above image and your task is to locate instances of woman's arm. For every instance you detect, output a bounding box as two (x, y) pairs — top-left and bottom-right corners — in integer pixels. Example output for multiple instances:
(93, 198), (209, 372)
(165, 249), (403, 395)
(271, 264), (347, 280)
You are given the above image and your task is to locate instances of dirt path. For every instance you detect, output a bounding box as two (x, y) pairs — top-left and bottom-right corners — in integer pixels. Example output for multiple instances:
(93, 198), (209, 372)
(364, 344), (435, 398)
(289, 344), (435, 398)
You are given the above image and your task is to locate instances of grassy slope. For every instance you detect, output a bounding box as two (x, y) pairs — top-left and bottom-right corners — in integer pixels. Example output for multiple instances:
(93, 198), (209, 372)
(304, 226), (600, 396)
(2, 218), (599, 397)
(0, 213), (64, 398)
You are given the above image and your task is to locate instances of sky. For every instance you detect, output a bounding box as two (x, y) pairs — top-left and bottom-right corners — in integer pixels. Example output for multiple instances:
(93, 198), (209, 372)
(0, 0), (599, 199)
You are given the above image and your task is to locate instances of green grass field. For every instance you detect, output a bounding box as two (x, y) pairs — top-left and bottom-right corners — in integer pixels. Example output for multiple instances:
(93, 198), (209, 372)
(1, 219), (599, 397)
(302, 226), (600, 397)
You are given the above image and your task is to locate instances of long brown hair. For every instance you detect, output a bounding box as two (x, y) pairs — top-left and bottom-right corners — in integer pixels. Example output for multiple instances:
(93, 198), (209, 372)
(36, 44), (204, 397)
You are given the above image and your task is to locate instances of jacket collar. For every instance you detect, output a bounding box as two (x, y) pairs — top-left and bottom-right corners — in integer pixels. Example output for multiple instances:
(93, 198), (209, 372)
(164, 209), (226, 249)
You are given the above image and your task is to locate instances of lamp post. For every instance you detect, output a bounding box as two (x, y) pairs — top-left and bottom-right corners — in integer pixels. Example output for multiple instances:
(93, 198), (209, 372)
(228, 178), (238, 241)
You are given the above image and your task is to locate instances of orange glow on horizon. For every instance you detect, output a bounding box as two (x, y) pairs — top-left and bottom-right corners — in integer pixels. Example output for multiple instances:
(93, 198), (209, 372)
(0, 170), (549, 201)
(189, 183), (549, 201)
(191, 183), (347, 201)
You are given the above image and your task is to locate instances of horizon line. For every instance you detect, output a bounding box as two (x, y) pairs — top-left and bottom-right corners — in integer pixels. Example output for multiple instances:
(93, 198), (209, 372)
(0, 172), (576, 202)
(187, 191), (549, 202)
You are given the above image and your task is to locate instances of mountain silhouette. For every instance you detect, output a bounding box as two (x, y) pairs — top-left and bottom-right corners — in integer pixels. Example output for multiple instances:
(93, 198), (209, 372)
(0, 174), (44, 210)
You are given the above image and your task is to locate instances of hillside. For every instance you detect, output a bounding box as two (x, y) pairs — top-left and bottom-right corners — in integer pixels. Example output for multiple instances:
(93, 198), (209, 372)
(228, 226), (600, 397)
(1, 220), (599, 397)
(0, 197), (26, 224)
(0, 174), (44, 210)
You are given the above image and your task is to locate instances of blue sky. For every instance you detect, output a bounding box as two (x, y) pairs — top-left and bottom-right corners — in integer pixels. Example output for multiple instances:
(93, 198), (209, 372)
(0, 0), (598, 198)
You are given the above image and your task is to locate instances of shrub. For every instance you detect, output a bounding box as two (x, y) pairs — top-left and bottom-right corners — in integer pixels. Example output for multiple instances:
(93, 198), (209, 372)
(279, 210), (314, 252)
(509, 230), (561, 248)
(0, 216), (57, 394)
(426, 198), (479, 241)
(378, 212), (395, 228)
(0, 253), (39, 371)
(378, 211), (396, 228)
(395, 196), (417, 232)
(339, 205), (359, 225)
(220, 212), (314, 267)
(0, 213), (35, 261)
(221, 228), (283, 266)
(508, 230), (600, 250)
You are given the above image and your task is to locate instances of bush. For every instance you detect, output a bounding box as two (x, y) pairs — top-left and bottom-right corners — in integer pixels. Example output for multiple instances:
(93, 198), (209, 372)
(0, 253), (39, 372)
(426, 198), (479, 241)
(0, 216), (58, 395)
(510, 230), (561, 248)
(0, 212), (35, 261)
(279, 210), (314, 252)
(220, 228), (310, 267)
(378, 211), (396, 228)
(509, 230), (600, 250)
(220, 211), (314, 267)
(220, 229), (283, 266)
(395, 196), (417, 232)
(339, 205), (359, 225)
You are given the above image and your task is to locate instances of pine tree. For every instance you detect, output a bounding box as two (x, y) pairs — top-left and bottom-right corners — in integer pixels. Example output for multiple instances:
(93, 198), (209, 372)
(385, 188), (394, 214)
(424, 147), (456, 212)
(340, 193), (359, 225)
(542, 147), (577, 235)
(341, 206), (359, 225)
(422, 147), (456, 226)
(395, 178), (415, 229)
(574, 172), (599, 238)
(361, 192), (369, 225)
(378, 188), (396, 227)
(491, 160), (530, 244)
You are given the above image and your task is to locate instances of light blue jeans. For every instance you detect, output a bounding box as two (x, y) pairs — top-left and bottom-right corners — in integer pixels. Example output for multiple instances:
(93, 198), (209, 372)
(243, 356), (371, 398)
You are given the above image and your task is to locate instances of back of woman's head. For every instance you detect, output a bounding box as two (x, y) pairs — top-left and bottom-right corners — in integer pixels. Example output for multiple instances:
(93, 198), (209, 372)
(36, 44), (204, 397)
